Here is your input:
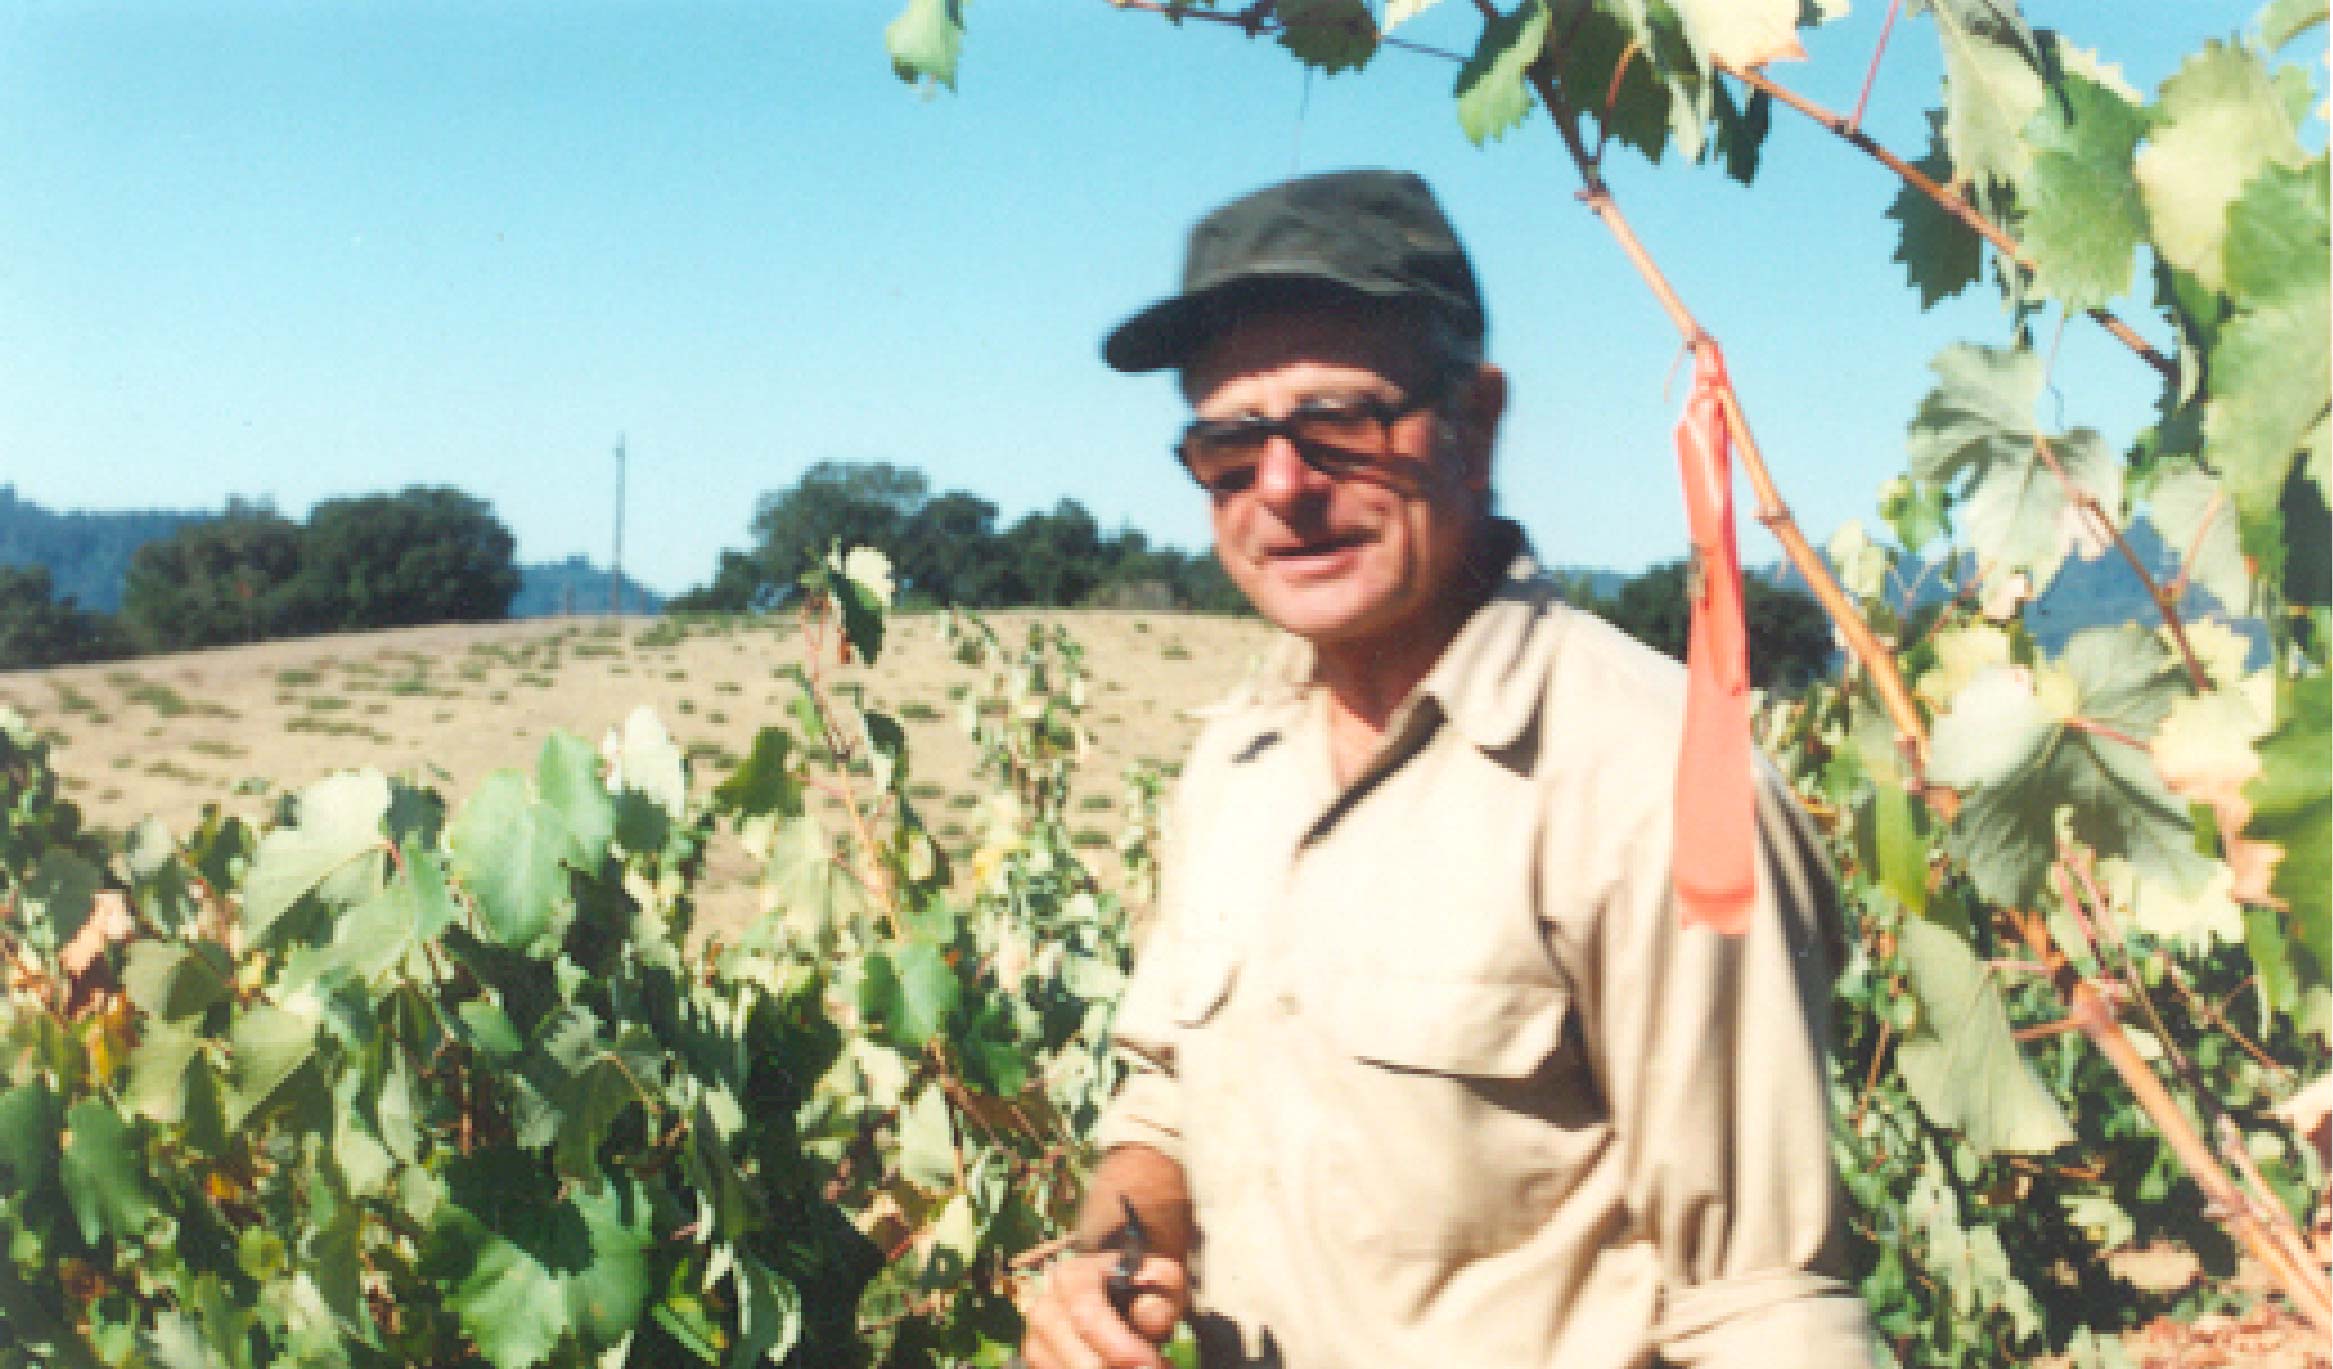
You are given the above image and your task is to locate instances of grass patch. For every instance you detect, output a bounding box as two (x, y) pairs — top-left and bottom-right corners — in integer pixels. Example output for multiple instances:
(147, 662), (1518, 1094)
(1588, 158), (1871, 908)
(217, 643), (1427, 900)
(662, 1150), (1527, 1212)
(946, 792), (979, 811)
(141, 759), (206, 784)
(706, 710), (728, 726)
(51, 682), (100, 715)
(121, 681), (192, 717)
(676, 699), (697, 715)
(275, 667), (322, 688)
(908, 782), (946, 801)
(488, 690), (510, 704)
(286, 715), (390, 742)
(713, 681), (742, 695)
(1071, 828), (1112, 849)
(571, 641), (621, 658)
(898, 700), (943, 722)
(305, 696), (350, 712)
(685, 740), (740, 771)
(516, 673), (556, 689)
(1077, 794), (1112, 812)
(187, 739), (247, 760)
(1162, 641), (1192, 661)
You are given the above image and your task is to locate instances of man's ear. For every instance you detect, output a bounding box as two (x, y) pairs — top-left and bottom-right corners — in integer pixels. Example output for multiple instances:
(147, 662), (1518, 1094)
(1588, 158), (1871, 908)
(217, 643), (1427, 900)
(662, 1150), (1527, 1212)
(1452, 364), (1507, 491)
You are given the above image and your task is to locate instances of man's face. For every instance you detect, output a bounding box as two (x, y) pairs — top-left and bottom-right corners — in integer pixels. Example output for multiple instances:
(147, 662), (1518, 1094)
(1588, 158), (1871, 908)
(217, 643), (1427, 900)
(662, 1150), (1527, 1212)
(1182, 307), (1503, 653)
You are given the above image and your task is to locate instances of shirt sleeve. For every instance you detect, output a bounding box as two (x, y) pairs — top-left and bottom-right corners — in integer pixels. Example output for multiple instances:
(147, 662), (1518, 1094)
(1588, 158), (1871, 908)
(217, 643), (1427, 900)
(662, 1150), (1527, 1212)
(1587, 759), (1874, 1366)
(1090, 772), (1197, 1168)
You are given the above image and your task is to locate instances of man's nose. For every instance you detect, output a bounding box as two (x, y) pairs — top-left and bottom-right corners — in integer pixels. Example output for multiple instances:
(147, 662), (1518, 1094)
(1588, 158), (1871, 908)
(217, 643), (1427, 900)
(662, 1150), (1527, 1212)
(1250, 434), (1329, 508)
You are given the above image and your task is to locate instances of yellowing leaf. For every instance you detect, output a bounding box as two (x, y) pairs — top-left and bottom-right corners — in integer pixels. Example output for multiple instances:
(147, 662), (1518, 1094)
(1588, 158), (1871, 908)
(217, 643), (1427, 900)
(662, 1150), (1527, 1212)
(1675, 0), (1806, 69)
(1918, 622), (2015, 712)
(2134, 40), (2307, 292)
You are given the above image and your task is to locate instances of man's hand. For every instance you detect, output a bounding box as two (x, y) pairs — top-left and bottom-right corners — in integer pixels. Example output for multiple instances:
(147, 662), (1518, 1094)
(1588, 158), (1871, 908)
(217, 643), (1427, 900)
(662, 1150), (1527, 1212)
(1019, 1249), (1189, 1369)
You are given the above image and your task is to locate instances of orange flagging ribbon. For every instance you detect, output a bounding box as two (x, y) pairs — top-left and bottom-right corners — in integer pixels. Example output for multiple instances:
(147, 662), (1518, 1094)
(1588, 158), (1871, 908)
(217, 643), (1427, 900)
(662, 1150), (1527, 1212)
(1672, 340), (1757, 936)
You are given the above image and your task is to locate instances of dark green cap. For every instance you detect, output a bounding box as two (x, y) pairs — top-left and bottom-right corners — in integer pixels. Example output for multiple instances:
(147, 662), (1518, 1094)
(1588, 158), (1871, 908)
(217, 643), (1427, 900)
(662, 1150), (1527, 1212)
(1102, 168), (1486, 374)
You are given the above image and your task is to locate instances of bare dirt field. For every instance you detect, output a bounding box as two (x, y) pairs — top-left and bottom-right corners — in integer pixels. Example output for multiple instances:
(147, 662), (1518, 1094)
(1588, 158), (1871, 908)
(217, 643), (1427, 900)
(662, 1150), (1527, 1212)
(0, 609), (1278, 934)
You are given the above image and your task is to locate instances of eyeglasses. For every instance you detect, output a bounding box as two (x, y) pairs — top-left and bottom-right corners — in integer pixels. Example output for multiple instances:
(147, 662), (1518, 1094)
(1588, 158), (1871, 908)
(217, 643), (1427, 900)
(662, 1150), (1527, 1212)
(1175, 375), (1452, 498)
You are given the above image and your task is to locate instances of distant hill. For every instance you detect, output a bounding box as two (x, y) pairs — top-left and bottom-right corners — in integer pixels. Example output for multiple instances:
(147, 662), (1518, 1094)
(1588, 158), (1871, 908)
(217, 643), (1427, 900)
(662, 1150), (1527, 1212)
(0, 489), (658, 620)
(510, 556), (665, 618)
(0, 485), (210, 612)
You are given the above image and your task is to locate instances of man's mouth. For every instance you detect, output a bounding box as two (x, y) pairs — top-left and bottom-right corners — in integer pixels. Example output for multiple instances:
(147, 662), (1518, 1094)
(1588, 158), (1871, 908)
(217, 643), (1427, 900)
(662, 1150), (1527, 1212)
(1265, 531), (1370, 561)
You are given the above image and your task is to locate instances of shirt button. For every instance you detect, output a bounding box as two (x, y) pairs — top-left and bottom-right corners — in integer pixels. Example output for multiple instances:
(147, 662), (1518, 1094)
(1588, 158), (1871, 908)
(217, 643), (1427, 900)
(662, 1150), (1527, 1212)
(1273, 991), (1298, 1017)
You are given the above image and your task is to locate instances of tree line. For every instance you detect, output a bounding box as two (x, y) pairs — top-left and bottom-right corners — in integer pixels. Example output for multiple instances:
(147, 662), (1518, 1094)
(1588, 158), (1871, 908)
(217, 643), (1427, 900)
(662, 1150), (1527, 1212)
(2, 462), (1836, 688)
(1, 488), (520, 668)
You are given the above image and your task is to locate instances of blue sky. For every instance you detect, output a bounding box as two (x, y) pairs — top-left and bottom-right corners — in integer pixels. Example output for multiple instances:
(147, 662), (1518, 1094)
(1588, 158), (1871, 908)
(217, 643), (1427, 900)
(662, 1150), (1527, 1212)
(0, 1), (2267, 594)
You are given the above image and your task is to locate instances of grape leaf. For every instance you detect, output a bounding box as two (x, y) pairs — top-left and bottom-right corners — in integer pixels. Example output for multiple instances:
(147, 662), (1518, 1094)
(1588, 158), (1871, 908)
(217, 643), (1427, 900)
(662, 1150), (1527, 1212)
(59, 1098), (157, 1245)
(1906, 344), (2120, 592)
(1928, 0), (2047, 195)
(2245, 669), (2330, 981)
(715, 728), (806, 820)
(565, 1179), (652, 1349)
(1556, 6), (1675, 164)
(21, 849), (98, 951)
(121, 940), (231, 1021)
(123, 1019), (205, 1125)
(2258, 0), (2329, 50)
(607, 705), (688, 822)
(897, 1082), (956, 1193)
(730, 1253), (804, 1369)
(1929, 627), (2209, 908)
(1887, 113), (1985, 309)
(451, 1233), (567, 1369)
(2222, 155), (2329, 304)
(2134, 40), (2307, 293)
(861, 942), (960, 1050)
(242, 771), (389, 943)
(1894, 900), (2076, 1155)
(1383, 0), (1442, 33)
(2206, 274), (2330, 549)
(1456, 0), (1550, 146)
(885, 0), (964, 92)
(286, 846), (458, 998)
(2019, 62), (2148, 309)
(536, 731), (614, 869)
(448, 770), (572, 951)
(224, 1004), (318, 1131)
(1673, 0), (1805, 69)
(1277, 0), (1378, 74)
(0, 1081), (58, 1197)
(2146, 459), (2253, 614)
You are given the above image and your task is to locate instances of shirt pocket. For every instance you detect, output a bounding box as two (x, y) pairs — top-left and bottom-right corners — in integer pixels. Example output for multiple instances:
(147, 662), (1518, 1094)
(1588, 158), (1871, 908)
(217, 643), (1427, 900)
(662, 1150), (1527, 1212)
(1329, 973), (1570, 1078)
(1313, 972), (1583, 1256)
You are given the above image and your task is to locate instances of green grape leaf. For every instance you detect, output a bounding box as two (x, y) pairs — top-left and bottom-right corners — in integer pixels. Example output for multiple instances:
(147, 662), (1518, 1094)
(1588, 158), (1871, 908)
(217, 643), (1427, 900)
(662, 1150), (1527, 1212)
(121, 940), (231, 1021)
(763, 812), (865, 940)
(918, 1191), (980, 1290)
(2210, 287), (2331, 556)
(2019, 60), (2148, 309)
(2222, 155), (2329, 303)
(1894, 900), (2076, 1154)
(1928, 0), (2047, 195)
(286, 845), (458, 998)
(1277, 0), (1378, 74)
(2147, 459), (2253, 614)
(2134, 40), (2307, 292)
(452, 1233), (567, 1369)
(242, 771), (389, 942)
(898, 1082), (957, 1193)
(59, 1097), (157, 1245)
(1879, 474), (1954, 554)
(536, 731), (614, 869)
(1929, 627), (2208, 908)
(729, 1252), (804, 1369)
(885, 0), (964, 91)
(1887, 113), (1985, 309)
(1906, 344), (2120, 592)
(224, 1004), (319, 1131)
(538, 1009), (660, 1179)
(449, 770), (572, 951)
(123, 1019), (205, 1125)
(1556, 7), (1674, 164)
(2245, 668), (2330, 986)
(715, 728), (806, 820)
(0, 1080), (59, 1196)
(21, 849), (99, 951)
(862, 942), (960, 1050)
(1456, 0), (1550, 146)
(565, 1179), (652, 1348)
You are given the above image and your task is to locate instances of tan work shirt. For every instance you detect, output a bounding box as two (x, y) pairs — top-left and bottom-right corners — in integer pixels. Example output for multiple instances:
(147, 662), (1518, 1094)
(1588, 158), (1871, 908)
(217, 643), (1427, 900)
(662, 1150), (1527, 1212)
(1096, 541), (1873, 1368)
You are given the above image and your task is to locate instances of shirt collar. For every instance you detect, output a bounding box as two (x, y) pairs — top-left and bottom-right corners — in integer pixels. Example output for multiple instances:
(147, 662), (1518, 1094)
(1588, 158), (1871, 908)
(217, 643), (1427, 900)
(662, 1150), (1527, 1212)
(1217, 520), (1567, 758)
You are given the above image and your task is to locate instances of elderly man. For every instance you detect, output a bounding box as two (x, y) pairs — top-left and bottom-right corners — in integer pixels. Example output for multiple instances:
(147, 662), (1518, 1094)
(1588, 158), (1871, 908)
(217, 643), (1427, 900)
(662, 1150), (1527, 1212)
(1021, 170), (1872, 1369)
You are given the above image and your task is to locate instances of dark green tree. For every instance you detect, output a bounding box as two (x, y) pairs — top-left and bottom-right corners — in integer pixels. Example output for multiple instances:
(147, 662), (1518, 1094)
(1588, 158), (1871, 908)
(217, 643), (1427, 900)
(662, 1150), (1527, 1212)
(296, 487), (520, 629)
(119, 507), (311, 651)
(898, 490), (1004, 605)
(0, 565), (129, 669)
(750, 462), (930, 591)
(1591, 559), (1835, 693)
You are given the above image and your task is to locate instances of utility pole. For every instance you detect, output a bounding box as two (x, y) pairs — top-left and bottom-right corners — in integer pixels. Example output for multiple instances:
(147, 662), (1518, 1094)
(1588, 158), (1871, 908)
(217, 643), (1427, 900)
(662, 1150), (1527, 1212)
(611, 435), (626, 618)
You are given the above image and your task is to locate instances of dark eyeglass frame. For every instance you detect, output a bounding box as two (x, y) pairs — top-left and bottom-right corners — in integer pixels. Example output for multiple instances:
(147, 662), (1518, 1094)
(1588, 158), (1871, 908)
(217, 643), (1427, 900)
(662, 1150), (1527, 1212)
(1174, 371), (1457, 498)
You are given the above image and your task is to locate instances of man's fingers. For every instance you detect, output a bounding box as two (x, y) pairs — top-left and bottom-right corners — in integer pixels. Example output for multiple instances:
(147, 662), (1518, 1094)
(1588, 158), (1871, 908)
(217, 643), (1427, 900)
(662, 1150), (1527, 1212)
(1022, 1254), (1179, 1369)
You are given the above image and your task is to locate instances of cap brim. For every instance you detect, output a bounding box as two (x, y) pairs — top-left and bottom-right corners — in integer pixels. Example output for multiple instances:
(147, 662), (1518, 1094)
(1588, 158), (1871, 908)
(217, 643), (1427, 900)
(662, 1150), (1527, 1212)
(1101, 274), (1398, 374)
